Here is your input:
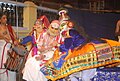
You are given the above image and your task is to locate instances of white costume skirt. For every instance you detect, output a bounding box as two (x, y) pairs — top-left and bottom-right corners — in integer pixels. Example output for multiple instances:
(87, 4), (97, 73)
(0, 40), (16, 81)
(23, 50), (54, 81)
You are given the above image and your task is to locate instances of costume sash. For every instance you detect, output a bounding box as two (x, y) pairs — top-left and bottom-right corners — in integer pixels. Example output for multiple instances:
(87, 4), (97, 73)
(40, 40), (120, 81)
(7, 25), (15, 43)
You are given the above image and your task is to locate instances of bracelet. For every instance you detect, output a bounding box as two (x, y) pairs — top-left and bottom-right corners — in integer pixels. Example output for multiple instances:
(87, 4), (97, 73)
(19, 38), (23, 43)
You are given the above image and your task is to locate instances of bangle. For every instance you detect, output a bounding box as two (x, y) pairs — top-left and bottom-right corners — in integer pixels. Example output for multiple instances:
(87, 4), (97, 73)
(37, 51), (41, 54)
(19, 39), (23, 43)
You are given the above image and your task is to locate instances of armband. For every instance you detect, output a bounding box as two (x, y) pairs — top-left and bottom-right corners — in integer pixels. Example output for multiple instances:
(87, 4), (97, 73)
(19, 39), (23, 43)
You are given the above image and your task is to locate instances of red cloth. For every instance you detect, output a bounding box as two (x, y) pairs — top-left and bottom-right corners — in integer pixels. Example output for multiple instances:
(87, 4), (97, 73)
(39, 15), (50, 29)
(7, 25), (15, 43)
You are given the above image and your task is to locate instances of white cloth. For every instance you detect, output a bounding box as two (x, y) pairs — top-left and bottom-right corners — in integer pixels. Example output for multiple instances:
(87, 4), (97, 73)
(0, 40), (16, 81)
(23, 56), (47, 81)
(69, 72), (81, 81)
(81, 68), (96, 81)
(69, 76), (78, 81)
(23, 51), (54, 81)
(69, 68), (96, 81)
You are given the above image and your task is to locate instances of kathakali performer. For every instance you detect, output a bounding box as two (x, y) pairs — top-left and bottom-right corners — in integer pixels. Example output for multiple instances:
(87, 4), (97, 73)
(22, 19), (61, 81)
(40, 8), (120, 81)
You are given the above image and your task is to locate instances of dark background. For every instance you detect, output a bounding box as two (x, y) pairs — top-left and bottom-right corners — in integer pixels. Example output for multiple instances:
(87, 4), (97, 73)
(67, 8), (120, 40)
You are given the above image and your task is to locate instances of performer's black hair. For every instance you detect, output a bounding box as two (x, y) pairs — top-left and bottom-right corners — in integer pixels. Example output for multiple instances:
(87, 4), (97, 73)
(0, 10), (7, 19)
(73, 24), (107, 50)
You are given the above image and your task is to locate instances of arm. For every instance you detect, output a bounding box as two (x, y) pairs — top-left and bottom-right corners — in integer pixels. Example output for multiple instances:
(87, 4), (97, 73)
(115, 20), (120, 36)
(14, 29), (34, 45)
(20, 36), (33, 45)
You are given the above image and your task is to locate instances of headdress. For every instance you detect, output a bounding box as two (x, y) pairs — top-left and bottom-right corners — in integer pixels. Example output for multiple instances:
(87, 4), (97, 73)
(50, 20), (60, 28)
(58, 8), (68, 16)
(36, 15), (50, 29)
(58, 8), (70, 23)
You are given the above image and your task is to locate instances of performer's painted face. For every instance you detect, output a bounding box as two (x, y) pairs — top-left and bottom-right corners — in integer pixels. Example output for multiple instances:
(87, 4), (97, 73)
(47, 24), (60, 36)
(33, 19), (43, 33)
(60, 20), (68, 31)
(0, 15), (7, 25)
(47, 20), (60, 37)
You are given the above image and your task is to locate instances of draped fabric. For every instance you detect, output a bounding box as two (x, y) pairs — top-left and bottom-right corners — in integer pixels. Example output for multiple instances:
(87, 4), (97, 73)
(53, 29), (86, 69)
(60, 29), (86, 52)
(59, 68), (120, 81)
(40, 37), (120, 81)
(52, 28), (106, 69)
(92, 67), (120, 81)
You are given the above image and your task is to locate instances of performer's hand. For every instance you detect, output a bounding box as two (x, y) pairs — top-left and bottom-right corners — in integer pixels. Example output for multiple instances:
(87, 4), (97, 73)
(38, 46), (46, 52)
(33, 25), (37, 30)
(50, 40), (58, 47)
(4, 37), (11, 43)
(14, 40), (19, 45)
(35, 54), (45, 61)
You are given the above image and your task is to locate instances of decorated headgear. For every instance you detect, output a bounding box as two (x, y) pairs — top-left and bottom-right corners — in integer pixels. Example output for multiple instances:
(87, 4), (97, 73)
(36, 15), (50, 29)
(58, 8), (68, 16)
(50, 20), (60, 28)
(58, 8), (70, 23)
